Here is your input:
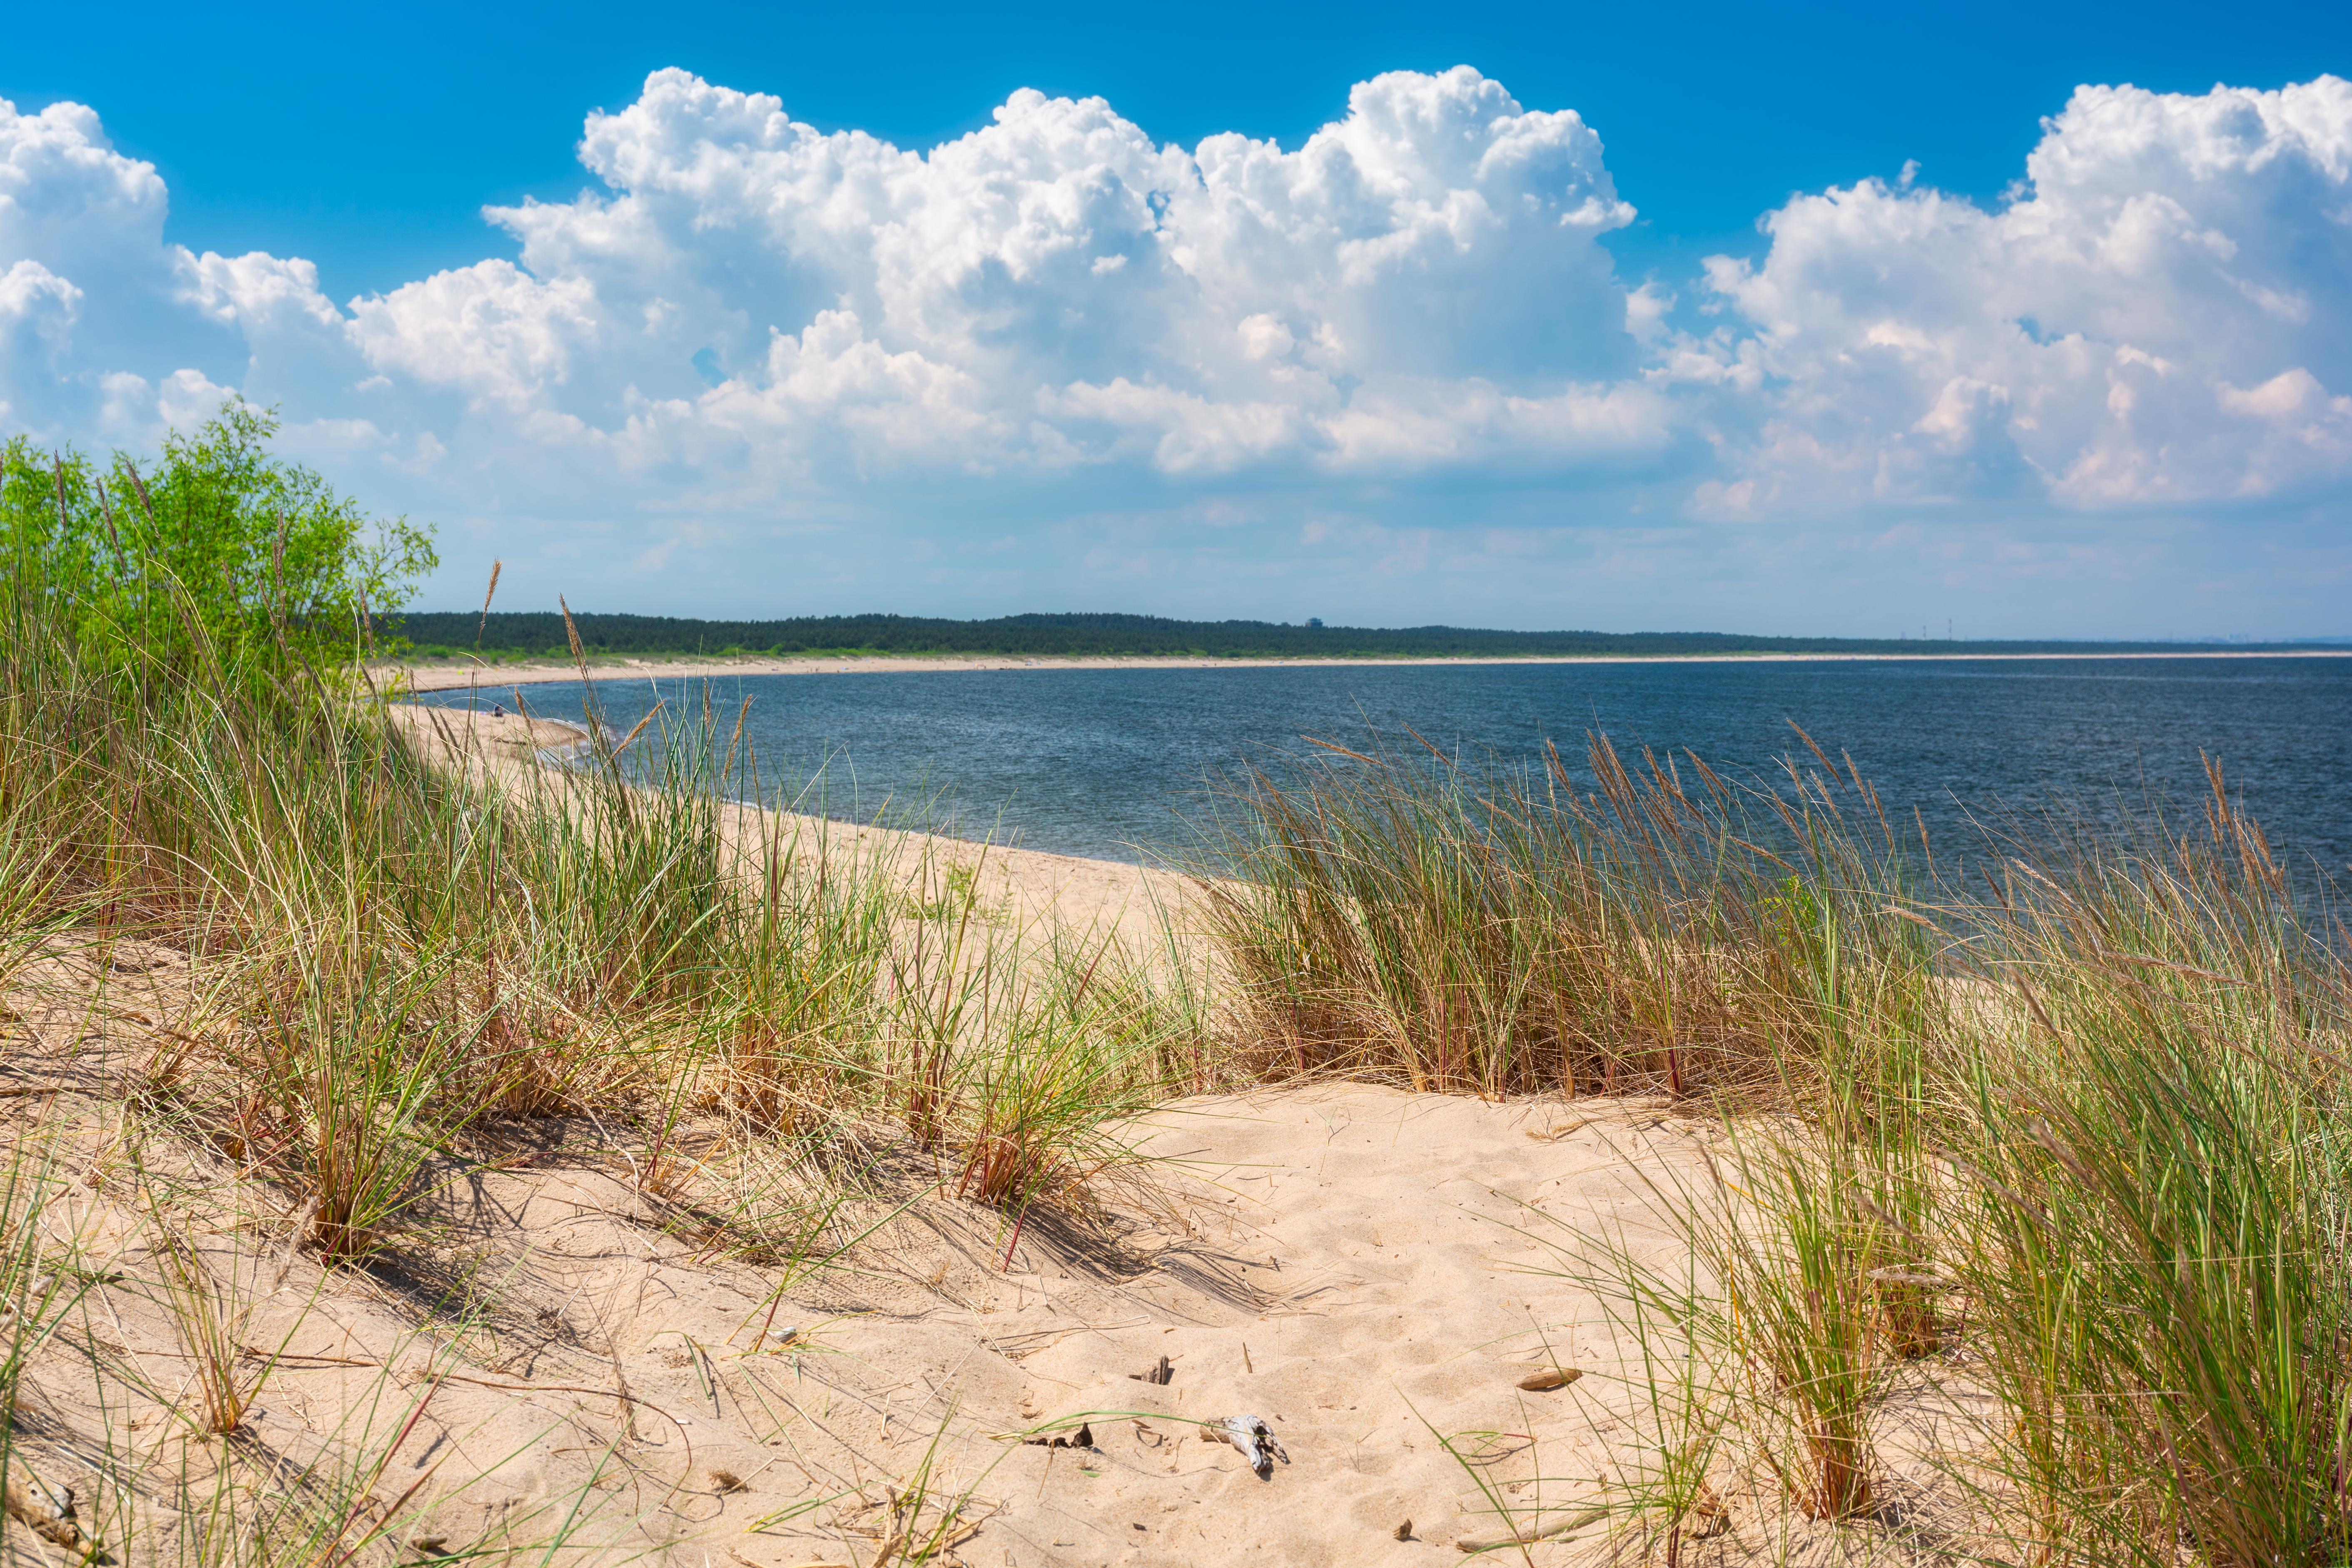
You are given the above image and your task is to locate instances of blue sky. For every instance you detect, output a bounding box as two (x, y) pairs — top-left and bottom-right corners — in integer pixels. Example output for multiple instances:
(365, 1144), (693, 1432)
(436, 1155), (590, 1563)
(4, 1), (2350, 636)
(19, 0), (2342, 303)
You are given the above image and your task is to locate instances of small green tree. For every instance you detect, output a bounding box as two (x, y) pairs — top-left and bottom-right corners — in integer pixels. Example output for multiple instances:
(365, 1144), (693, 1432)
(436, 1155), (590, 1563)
(0, 400), (437, 676)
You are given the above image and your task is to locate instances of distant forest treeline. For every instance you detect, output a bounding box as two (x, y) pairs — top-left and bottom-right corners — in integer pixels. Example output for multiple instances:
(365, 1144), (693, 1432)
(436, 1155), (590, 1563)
(387, 610), (2315, 662)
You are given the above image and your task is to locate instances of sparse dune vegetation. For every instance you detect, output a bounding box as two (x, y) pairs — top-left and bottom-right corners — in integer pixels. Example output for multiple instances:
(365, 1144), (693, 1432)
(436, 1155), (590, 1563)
(2, 415), (2348, 1566)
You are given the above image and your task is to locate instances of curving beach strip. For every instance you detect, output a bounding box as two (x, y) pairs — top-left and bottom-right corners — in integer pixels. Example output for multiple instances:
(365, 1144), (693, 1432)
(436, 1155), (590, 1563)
(387, 644), (2352, 694)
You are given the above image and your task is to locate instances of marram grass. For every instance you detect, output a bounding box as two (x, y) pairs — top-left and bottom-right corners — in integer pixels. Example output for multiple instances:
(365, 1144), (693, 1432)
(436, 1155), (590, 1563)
(6, 466), (2351, 1561)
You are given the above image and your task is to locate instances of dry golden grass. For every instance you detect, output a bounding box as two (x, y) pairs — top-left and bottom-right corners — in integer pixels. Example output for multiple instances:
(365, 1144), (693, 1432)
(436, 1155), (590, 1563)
(5, 549), (2349, 1564)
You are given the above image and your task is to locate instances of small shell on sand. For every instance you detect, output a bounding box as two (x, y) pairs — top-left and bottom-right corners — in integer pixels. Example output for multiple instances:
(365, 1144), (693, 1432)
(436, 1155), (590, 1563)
(1516, 1367), (1582, 1391)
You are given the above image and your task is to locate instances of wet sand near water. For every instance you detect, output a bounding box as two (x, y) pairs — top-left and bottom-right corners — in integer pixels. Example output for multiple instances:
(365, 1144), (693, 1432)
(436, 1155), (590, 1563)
(384, 704), (1188, 950)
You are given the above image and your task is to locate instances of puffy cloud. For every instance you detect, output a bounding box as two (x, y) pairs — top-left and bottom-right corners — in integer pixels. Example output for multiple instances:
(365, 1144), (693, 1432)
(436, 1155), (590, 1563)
(1, 71), (2350, 628)
(1694, 76), (2352, 513)
(412, 65), (1650, 479)
(0, 261), (80, 360)
(0, 100), (168, 277)
(0, 65), (1654, 506)
(348, 262), (600, 410)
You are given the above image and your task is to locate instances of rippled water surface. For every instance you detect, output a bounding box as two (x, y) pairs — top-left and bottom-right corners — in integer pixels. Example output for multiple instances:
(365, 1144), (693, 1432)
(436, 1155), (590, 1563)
(416, 657), (2352, 875)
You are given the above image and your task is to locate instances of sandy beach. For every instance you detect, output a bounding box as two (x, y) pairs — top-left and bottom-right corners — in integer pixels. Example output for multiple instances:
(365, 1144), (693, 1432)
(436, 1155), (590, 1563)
(7, 23), (2332, 1556)
(384, 705), (1190, 949)
(0, 691), (2251, 1568)
(3, 942), (1795, 1568)
(387, 645), (2350, 694)
(0, 708), (1835, 1567)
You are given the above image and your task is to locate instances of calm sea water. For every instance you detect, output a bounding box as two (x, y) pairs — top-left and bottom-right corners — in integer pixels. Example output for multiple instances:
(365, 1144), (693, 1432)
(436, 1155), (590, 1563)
(414, 657), (2352, 877)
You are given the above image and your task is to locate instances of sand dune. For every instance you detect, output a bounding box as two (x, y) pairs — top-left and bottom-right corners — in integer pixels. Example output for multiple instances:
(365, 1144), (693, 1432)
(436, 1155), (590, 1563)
(5, 943), (1746, 1567)
(0, 703), (1976, 1565)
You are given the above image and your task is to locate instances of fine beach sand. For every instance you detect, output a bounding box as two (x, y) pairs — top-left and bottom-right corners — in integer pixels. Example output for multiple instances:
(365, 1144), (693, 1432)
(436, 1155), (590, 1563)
(384, 706), (1187, 947)
(385, 646), (2348, 946)
(0, 705), (1980, 1567)
(391, 645), (2352, 695)
(7, 944), (1796, 1566)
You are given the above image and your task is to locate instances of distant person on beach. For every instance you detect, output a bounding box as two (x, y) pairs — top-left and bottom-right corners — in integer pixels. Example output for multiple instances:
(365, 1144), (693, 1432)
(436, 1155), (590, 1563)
(490, 703), (505, 718)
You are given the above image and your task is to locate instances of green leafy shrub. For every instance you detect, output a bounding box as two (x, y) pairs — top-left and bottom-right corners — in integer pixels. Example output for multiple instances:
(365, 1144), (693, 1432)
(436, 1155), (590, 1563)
(0, 399), (436, 678)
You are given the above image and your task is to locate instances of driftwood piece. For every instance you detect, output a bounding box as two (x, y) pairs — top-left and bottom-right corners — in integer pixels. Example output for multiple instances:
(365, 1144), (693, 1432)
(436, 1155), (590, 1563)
(1866, 1266), (1950, 1289)
(1217, 1414), (1288, 1478)
(1128, 1354), (1174, 1385)
(1454, 1506), (1604, 1554)
(4, 1469), (110, 1561)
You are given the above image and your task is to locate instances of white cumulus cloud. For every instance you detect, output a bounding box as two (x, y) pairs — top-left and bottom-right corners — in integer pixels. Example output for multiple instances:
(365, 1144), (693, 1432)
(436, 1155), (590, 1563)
(1691, 75), (2352, 514)
(1, 70), (2349, 628)
(404, 64), (1654, 483)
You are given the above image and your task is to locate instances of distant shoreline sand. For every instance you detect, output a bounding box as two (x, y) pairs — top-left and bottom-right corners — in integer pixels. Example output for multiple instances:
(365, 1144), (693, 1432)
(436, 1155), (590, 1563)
(384, 704), (1185, 938)
(391, 645), (2352, 693)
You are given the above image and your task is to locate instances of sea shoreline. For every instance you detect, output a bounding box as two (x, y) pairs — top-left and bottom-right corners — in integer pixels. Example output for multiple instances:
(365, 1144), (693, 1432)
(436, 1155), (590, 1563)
(389, 645), (2352, 693)
(383, 703), (1184, 934)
